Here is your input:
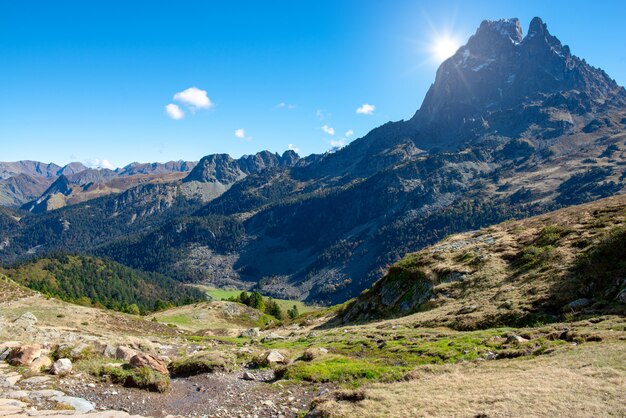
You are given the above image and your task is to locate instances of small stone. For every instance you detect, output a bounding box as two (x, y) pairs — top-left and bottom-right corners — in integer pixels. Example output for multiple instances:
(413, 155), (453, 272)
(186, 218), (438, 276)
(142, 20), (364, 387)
(242, 372), (256, 381)
(51, 358), (73, 376)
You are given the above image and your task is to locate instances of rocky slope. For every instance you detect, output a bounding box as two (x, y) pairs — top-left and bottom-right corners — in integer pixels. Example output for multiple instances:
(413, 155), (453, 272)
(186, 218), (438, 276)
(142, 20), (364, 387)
(339, 193), (626, 327)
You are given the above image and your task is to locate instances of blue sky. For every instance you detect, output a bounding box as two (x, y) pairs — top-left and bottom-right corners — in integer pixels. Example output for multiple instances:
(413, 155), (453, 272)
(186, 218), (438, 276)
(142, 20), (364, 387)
(1, 0), (625, 167)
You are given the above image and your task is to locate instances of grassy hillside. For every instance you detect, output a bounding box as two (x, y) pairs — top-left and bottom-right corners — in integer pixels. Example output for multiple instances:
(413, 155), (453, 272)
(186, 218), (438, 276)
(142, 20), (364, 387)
(1, 254), (205, 314)
(197, 285), (320, 314)
(339, 194), (626, 328)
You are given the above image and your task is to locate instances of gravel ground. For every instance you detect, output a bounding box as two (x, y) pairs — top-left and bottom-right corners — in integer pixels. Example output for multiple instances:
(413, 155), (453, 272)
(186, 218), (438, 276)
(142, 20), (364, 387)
(65, 370), (331, 418)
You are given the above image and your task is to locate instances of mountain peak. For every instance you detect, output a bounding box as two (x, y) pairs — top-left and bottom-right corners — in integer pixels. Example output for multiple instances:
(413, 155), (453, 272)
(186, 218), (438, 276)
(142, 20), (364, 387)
(412, 16), (625, 147)
(527, 16), (546, 37)
(476, 18), (523, 44)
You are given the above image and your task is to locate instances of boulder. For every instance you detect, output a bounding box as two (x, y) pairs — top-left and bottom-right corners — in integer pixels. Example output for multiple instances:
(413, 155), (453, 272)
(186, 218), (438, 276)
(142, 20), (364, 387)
(70, 343), (91, 360)
(50, 358), (73, 376)
(261, 332), (287, 342)
(8, 344), (42, 366)
(564, 298), (592, 311)
(103, 344), (117, 358)
(115, 346), (138, 362)
(240, 328), (261, 338)
(260, 350), (286, 365)
(0, 341), (21, 361)
(506, 335), (529, 344)
(242, 371), (256, 381)
(30, 355), (52, 372)
(50, 395), (95, 413)
(129, 353), (169, 374)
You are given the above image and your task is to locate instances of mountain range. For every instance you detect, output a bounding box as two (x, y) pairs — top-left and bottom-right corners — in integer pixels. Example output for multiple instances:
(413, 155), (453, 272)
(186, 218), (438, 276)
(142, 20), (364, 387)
(1, 17), (625, 304)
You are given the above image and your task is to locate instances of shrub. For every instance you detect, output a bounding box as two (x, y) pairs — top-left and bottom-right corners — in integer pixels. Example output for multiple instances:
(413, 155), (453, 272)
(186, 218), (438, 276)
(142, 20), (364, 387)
(99, 364), (170, 393)
(168, 351), (235, 376)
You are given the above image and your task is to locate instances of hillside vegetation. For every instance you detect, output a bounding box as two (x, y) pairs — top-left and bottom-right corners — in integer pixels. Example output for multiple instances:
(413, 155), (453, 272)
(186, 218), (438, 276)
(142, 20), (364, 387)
(1, 254), (205, 313)
(339, 194), (626, 328)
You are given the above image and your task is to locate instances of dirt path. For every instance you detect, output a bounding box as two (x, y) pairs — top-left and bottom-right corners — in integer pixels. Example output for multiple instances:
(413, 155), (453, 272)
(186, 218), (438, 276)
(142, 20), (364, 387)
(65, 370), (327, 418)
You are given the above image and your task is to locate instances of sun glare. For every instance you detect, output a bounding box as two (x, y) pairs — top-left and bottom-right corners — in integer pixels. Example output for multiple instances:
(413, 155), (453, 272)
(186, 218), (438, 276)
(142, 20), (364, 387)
(431, 35), (460, 63)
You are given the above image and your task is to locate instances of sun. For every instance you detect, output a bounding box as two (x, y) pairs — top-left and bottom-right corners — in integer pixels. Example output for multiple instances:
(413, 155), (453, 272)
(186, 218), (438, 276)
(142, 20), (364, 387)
(431, 35), (460, 63)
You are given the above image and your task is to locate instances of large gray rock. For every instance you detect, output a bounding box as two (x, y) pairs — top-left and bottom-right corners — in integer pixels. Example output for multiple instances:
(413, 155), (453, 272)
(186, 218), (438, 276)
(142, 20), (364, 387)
(70, 343), (91, 359)
(115, 346), (138, 362)
(261, 332), (287, 342)
(240, 328), (261, 338)
(50, 358), (72, 376)
(50, 395), (95, 412)
(564, 298), (592, 311)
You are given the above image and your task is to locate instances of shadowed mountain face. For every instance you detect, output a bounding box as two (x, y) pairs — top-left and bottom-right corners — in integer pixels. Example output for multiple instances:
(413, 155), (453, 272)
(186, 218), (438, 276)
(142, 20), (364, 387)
(1, 18), (625, 304)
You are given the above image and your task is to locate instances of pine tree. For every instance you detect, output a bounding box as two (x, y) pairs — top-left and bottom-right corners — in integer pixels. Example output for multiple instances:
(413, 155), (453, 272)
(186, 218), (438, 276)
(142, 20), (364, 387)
(287, 304), (299, 319)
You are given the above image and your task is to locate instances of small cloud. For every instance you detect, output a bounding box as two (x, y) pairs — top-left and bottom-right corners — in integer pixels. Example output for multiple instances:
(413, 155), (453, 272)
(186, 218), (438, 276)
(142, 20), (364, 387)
(345, 129), (354, 138)
(321, 125), (335, 135)
(165, 103), (185, 120)
(356, 103), (375, 115)
(288, 144), (300, 153)
(276, 102), (296, 109)
(316, 109), (331, 120)
(173, 87), (213, 109)
(234, 128), (252, 141)
(85, 158), (117, 170)
(329, 138), (347, 149)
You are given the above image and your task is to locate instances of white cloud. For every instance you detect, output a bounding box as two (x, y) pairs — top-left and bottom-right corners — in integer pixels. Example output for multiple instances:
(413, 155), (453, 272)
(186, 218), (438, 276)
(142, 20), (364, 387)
(85, 158), (117, 170)
(173, 87), (213, 109)
(276, 102), (296, 109)
(288, 144), (299, 153)
(356, 103), (375, 115)
(345, 129), (354, 137)
(234, 128), (246, 139)
(165, 103), (184, 120)
(321, 125), (335, 135)
(330, 138), (347, 149)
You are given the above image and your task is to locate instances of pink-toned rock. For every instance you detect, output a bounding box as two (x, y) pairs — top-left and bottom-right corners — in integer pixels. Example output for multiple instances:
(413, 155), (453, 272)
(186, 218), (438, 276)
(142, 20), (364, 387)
(29, 355), (52, 372)
(129, 353), (169, 375)
(8, 344), (42, 367)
